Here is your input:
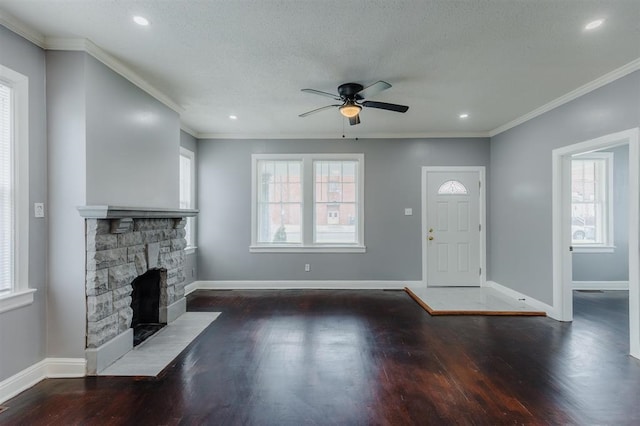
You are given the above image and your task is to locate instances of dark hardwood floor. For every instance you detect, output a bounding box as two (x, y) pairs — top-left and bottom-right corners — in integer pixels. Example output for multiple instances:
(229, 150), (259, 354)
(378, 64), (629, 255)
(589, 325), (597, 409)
(1, 289), (639, 425)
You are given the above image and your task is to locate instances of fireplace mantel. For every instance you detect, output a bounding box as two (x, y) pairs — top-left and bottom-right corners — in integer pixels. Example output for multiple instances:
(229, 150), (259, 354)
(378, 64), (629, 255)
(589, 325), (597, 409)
(78, 205), (198, 219)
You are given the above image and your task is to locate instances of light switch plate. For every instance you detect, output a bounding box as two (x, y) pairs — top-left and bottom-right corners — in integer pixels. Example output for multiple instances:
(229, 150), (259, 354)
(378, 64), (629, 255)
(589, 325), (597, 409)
(404, 208), (413, 216)
(34, 202), (45, 218)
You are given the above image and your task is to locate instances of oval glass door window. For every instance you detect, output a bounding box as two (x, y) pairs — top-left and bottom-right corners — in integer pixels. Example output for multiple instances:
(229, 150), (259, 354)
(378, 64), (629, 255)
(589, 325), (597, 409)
(437, 180), (468, 195)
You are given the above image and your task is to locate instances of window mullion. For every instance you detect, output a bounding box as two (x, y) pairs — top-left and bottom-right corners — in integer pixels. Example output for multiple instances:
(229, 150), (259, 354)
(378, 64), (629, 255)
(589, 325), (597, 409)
(303, 157), (314, 246)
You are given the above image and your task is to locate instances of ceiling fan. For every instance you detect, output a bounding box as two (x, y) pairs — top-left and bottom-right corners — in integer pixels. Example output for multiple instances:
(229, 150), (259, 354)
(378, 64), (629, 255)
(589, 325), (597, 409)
(299, 81), (409, 125)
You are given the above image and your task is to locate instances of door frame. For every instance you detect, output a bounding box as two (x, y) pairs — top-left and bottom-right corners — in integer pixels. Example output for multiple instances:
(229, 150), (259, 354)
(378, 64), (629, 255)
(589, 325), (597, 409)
(551, 127), (639, 359)
(421, 166), (486, 287)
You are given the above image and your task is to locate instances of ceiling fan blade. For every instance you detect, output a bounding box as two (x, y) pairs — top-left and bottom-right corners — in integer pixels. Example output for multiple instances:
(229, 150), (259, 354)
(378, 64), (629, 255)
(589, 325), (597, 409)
(301, 88), (341, 100)
(298, 104), (340, 117)
(362, 101), (409, 113)
(357, 81), (391, 99)
(349, 115), (361, 126)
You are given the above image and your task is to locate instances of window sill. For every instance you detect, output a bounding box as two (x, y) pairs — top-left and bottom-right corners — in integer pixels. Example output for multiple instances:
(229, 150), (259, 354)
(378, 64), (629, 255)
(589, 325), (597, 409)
(250, 245), (366, 253)
(185, 246), (197, 255)
(0, 288), (37, 314)
(572, 245), (615, 254)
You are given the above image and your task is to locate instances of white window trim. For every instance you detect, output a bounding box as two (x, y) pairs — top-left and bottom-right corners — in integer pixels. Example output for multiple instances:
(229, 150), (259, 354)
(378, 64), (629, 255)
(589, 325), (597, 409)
(180, 147), (197, 253)
(250, 153), (365, 253)
(571, 151), (614, 253)
(0, 64), (34, 313)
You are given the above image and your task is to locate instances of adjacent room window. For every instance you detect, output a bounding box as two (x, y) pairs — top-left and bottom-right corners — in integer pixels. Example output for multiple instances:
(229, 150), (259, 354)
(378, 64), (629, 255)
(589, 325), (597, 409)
(571, 152), (613, 249)
(179, 147), (196, 251)
(251, 154), (364, 252)
(0, 64), (33, 312)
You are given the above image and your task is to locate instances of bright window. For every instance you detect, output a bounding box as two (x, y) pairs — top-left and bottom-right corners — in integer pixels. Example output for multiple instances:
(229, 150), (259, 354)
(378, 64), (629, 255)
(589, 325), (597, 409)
(251, 154), (364, 253)
(0, 81), (12, 294)
(571, 152), (613, 248)
(314, 160), (359, 243)
(179, 147), (196, 250)
(0, 64), (33, 313)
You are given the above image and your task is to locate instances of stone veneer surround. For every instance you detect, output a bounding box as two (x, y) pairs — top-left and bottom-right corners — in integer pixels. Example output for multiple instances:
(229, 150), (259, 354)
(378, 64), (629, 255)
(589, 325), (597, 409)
(79, 207), (197, 374)
(85, 217), (187, 348)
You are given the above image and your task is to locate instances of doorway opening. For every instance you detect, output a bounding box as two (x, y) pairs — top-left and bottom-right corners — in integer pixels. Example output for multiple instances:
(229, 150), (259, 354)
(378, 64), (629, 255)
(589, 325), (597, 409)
(552, 128), (639, 359)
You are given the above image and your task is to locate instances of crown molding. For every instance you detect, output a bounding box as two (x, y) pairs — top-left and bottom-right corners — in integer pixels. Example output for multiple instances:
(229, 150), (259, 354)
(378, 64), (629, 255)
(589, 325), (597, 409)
(490, 57), (640, 137)
(0, 10), (45, 47)
(196, 131), (490, 140)
(45, 37), (184, 114)
(180, 124), (198, 138)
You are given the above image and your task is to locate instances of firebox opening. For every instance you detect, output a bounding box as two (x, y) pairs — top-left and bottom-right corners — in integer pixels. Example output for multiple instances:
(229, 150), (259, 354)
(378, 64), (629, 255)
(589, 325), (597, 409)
(130, 268), (166, 346)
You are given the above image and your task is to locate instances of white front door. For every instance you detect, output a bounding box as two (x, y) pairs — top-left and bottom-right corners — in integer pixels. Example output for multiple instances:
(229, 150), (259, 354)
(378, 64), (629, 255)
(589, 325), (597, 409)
(424, 169), (483, 287)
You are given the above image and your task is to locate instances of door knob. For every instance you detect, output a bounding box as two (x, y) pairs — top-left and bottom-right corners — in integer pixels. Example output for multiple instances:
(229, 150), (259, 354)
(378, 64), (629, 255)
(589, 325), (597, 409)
(428, 236), (434, 241)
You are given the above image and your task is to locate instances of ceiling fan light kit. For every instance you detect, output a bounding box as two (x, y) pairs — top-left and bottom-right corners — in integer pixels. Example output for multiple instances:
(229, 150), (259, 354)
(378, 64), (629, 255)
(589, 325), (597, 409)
(300, 80), (409, 126)
(339, 102), (362, 118)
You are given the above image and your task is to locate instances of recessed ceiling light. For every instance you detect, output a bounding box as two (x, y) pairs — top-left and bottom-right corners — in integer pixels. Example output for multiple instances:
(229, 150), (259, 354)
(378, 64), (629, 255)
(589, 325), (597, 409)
(229, 115), (238, 120)
(133, 16), (150, 26)
(585, 19), (604, 30)
(459, 113), (469, 119)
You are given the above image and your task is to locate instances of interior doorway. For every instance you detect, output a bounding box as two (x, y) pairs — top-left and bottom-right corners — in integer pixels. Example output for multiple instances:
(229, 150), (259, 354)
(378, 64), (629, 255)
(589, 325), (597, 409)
(552, 128), (639, 359)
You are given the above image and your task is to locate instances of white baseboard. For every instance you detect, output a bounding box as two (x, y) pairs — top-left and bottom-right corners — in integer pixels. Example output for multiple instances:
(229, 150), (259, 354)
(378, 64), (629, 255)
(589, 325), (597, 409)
(487, 281), (559, 320)
(572, 281), (629, 290)
(187, 280), (422, 291)
(0, 357), (86, 404)
(86, 329), (133, 375)
(160, 297), (186, 323)
(184, 281), (198, 295)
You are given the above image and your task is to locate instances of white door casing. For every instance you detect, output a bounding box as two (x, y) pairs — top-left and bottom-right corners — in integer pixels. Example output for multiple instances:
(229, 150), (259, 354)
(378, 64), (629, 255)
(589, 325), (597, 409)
(422, 167), (486, 287)
(552, 128), (639, 359)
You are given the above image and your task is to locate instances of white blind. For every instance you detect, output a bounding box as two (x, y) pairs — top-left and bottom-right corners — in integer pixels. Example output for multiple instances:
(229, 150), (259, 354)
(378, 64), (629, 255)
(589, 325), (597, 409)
(0, 82), (13, 293)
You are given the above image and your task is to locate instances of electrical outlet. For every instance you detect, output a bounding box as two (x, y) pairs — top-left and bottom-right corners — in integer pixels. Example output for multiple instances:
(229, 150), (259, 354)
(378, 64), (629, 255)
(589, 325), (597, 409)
(304, 264), (310, 272)
(34, 202), (45, 218)
(404, 208), (413, 216)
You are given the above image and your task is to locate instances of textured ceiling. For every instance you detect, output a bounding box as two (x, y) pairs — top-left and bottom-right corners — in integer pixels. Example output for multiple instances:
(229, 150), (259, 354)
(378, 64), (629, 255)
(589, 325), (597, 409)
(0, 0), (639, 138)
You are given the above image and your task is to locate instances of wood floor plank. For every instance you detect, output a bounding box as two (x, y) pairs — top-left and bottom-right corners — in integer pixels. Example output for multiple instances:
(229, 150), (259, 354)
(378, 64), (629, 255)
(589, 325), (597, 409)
(1, 289), (639, 425)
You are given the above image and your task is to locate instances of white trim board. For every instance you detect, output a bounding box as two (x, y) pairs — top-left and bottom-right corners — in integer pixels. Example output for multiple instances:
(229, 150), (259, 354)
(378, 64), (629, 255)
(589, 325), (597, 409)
(0, 358), (86, 405)
(573, 281), (629, 291)
(186, 280), (421, 291)
(487, 281), (558, 319)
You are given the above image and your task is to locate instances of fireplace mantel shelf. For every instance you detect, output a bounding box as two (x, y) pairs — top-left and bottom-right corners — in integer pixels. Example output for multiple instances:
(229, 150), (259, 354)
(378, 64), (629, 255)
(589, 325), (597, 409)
(78, 205), (199, 219)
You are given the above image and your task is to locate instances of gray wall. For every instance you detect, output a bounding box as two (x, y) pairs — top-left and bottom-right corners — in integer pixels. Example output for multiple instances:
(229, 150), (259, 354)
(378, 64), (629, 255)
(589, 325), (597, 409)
(572, 144), (629, 282)
(0, 25), (48, 382)
(197, 137), (489, 281)
(180, 130), (198, 285)
(490, 70), (640, 305)
(46, 51), (88, 358)
(85, 55), (180, 208)
(46, 50), (183, 360)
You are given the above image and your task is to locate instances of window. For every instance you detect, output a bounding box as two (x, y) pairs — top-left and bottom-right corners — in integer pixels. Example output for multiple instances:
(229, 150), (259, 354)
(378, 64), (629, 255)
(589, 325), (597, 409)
(0, 82), (12, 294)
(571, 152), (613, 250)
(251, 154), (364, 252)
(179, 147), (196, 251)
(437, 180), (468, 195)
(0, 65), (33, 313)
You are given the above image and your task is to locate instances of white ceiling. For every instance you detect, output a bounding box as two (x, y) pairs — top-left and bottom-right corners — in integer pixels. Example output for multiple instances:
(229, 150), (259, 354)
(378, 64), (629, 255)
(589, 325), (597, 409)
(0, 0), (639, 138)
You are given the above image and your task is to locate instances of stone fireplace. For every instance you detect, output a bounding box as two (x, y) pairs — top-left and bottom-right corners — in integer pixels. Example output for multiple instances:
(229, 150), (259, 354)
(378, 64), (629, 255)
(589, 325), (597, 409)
(79, 206), (197, 374)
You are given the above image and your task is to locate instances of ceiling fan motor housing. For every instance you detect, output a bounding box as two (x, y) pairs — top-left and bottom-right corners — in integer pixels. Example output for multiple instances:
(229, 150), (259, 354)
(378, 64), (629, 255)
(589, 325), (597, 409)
(338, 83), (364, 100)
